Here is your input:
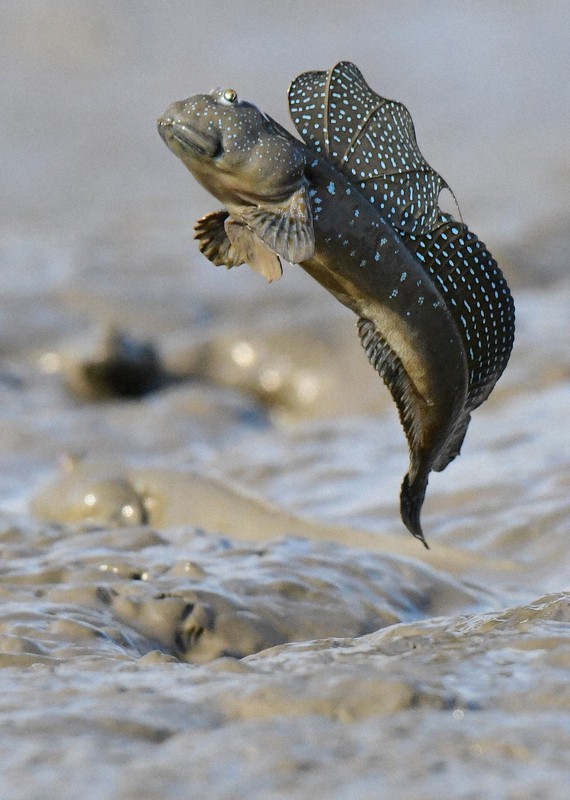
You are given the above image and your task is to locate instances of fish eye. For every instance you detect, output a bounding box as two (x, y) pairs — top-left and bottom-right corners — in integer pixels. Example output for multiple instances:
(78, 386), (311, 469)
(219, 88), (238, 106)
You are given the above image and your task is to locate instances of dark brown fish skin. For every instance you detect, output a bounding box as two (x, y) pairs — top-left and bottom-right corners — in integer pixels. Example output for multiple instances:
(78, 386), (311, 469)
(298, 156), (469, 542)
(157, 90), (470, 546)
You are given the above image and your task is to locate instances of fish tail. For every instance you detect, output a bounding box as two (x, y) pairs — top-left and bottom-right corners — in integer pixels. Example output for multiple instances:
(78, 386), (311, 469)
(400, 470), (430, 549)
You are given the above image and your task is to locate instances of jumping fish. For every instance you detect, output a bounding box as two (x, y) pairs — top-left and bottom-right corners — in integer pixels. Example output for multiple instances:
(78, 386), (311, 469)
(157, 62), (515, 546)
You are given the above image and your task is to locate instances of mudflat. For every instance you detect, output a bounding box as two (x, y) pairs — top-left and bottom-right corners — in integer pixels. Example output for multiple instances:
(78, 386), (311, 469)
(1, 2), (569, 798)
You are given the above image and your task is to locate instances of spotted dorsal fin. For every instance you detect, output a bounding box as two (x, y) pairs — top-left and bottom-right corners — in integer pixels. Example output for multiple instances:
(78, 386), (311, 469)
(289, 62), (515, 416)
(288, 61), (448, 235)
(404, 221), (515, 413)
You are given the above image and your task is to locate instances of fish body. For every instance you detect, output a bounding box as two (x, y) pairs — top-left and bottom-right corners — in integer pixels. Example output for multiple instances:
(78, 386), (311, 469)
(296, 153), (470, 538)
(157, 64), (514, 545)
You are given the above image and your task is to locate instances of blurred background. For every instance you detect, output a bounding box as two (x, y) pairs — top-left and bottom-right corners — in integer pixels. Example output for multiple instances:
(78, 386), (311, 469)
(1, 0), (568, 286)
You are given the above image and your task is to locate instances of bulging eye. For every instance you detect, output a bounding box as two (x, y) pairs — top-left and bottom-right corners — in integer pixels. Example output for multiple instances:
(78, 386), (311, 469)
(219, 88), (238, 106)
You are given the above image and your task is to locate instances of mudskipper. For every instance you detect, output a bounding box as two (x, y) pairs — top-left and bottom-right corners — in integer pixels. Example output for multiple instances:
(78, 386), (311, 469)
(158, 62), (515, 546)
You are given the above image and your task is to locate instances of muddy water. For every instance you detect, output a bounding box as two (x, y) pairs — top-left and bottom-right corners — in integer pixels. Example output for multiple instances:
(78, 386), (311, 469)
(1, 2), (569, 798)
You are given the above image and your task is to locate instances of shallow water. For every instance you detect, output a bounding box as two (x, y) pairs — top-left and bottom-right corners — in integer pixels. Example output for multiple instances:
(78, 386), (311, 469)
(1, 2), (569, 798)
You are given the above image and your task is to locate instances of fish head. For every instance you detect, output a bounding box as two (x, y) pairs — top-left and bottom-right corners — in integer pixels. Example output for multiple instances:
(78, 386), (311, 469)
(157, 88), (307, 206)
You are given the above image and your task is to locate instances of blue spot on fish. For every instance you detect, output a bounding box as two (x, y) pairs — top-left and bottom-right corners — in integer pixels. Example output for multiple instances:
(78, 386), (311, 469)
(327, 182), (336, 195)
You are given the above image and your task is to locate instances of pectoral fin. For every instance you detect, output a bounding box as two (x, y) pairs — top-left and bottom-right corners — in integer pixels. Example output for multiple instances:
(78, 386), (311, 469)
(194, 210), (244, 267)
(225, 219), (283, 283)
(193, 211), (282, 282)
(194, 180), (314, 278)
(236, 184), (315, 264)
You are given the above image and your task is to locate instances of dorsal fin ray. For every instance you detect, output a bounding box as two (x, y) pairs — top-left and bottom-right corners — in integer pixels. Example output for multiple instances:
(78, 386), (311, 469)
(289, 61), (447, 235)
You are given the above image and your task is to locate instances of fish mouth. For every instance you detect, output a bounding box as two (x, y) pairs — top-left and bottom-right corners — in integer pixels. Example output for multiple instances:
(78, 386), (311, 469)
(157, 117), (220, 158)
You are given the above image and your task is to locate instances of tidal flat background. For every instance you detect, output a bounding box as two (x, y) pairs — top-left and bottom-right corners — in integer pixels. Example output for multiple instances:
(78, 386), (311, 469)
(1, 1), (569, 798)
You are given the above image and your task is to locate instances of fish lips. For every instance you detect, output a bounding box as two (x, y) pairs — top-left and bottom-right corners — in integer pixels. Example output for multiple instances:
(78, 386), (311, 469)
(157, 116), (220, 158)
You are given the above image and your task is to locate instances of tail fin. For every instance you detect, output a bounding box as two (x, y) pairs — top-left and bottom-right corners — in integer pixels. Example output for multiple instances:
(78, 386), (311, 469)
(400, 470), (430, 549)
